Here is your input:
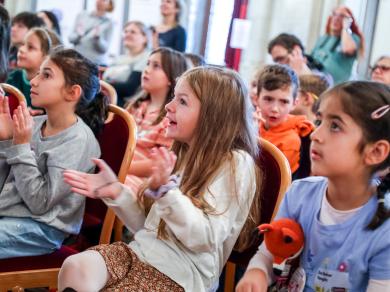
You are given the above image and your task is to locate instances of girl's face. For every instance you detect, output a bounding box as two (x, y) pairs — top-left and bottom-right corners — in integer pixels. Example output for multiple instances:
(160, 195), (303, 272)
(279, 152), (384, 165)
(165, 78), (201, 145)
(249, 78), (258, 107)
(310, 96), (365, 178)
(371, 57), (390, 86)
(330, 6), (351, 33)
(11, 22), (29, 46)
(30, 58), (67, 109)
(141, 52), (170, 95)
(160, 0), (178, 17)
(17, 32), (45, 72)
(123, 23), (147, 50)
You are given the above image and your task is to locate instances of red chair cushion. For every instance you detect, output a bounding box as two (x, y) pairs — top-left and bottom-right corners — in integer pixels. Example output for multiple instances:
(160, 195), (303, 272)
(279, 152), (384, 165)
(228, 148), (281, 267)
(0, 246), (77, 272)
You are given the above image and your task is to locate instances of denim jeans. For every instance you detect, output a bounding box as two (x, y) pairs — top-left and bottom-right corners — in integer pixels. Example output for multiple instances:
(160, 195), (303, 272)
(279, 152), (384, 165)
(0, 217), (67, 259)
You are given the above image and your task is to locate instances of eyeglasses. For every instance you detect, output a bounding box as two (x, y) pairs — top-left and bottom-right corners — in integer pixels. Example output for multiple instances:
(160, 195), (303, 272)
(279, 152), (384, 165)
(370, 65), (390, 73)
(331, 12), (350, 19)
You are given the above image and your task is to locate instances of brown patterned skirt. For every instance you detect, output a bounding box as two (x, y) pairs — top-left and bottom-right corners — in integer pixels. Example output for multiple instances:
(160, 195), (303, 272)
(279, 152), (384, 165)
(89, 241), (184, 292)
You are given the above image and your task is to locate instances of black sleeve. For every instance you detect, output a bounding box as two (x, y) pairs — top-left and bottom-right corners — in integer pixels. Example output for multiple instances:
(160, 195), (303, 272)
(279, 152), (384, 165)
(173, 26), (186, 52)
(112, 71), (142, 107)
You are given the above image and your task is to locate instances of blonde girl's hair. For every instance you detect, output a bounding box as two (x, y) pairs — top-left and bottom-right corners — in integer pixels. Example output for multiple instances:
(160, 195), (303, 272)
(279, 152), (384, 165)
(27, 27), (62, 56)
(141, 66), (263, 251)
(126, 47), (188, 125)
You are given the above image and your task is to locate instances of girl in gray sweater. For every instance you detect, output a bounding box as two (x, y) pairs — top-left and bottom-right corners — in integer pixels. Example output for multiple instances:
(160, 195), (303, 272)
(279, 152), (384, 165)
(0, 48), (108, 259)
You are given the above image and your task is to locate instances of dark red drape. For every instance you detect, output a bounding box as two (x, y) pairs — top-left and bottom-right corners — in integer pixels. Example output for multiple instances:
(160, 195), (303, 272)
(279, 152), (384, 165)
(224, 0), (249, 71)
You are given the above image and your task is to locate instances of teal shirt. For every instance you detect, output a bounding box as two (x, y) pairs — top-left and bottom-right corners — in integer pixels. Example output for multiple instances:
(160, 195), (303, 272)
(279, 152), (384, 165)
(6, 69), (32, 107)
(311, 34), (360, 84)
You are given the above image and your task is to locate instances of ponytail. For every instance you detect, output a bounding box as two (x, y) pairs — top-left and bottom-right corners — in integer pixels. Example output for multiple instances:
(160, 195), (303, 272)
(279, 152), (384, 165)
(367, 173), (390, 230)
(76, 91), (109, 136)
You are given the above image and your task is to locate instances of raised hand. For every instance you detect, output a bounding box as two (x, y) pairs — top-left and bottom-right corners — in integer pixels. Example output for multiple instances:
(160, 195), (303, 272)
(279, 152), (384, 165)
(63, 158), (122, 200)
(12, 102), (34, 145)
(0, 94), (14, 141)
(235, 269), (268, 292)
(147, 147), (177, 191)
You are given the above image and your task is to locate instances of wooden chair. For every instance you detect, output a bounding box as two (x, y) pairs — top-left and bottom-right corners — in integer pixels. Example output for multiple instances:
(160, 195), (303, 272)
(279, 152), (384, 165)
(0, 83), (26, 114)
(223, 137), (292, 292)
(0, 104), (137, 292)
(100, 79), (117, 105)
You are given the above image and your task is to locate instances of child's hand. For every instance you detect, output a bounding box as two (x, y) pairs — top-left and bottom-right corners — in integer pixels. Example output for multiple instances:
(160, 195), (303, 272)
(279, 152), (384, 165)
(235, 269), (268, 292)
(12, 102), (33, 145)
(147, 147), (177, 190)
(29, 108), (45, 116)
(288, 48), (312, 76)
(63, 158), (122, 200)
(0, 95), (14, 140)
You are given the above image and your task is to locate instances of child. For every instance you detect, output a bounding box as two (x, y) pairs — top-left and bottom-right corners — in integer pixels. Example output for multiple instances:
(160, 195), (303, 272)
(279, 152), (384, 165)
(59, 66), (262, 291)
(0, 48), (108, 259)
(290, 74), (330, 123)
(7, 27), (61, 107)
(9, 12), (44, 69)
(237, 81), (390, 291)
(124, 47), (188, 195)
(257, 64), (315, 174)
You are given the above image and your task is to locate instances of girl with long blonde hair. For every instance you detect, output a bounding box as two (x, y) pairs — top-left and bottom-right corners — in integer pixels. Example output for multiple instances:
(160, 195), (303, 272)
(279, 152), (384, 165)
(59, 66), (262, 291)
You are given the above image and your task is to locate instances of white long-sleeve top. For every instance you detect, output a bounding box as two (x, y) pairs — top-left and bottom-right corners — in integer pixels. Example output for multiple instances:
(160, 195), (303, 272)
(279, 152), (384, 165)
(104, 150), (257, 291)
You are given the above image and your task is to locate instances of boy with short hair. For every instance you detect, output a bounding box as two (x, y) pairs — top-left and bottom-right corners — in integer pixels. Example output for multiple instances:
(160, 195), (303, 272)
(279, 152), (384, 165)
(257, 64), (315, 174)
(9, 12), (44, 69)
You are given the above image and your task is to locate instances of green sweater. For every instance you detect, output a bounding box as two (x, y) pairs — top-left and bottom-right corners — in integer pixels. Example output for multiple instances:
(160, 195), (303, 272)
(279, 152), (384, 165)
(6, 69), (32, 107)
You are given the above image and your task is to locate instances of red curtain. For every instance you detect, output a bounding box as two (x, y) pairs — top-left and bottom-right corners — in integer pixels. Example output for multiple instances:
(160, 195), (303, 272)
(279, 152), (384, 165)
(224, 0), (249, 71)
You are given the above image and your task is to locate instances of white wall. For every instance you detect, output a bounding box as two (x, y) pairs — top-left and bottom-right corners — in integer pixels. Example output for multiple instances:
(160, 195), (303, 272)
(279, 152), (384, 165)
(371, 0), (390, 64)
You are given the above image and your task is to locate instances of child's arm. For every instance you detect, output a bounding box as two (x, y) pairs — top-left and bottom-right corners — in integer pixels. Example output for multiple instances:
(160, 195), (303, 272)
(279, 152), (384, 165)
(128, 160), (154, 177)
(64, 159), (146, 234)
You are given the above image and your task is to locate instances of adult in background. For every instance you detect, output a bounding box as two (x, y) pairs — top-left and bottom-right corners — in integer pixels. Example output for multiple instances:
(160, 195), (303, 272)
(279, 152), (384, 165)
(0, 4), (10, 83)
(69, 0), (114, 66)
(268, 33), (324, 76)
(311, 5), (364, 84)
(103, 21), (150, 107)
(371, 56), (390, 86)
(152, 0), (186, 52)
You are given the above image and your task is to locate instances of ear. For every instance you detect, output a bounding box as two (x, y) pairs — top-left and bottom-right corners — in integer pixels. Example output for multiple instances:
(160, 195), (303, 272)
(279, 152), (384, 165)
(297, 92), (311, 106)
(65, 84), (82, 102)
(363, 140), (390, 166)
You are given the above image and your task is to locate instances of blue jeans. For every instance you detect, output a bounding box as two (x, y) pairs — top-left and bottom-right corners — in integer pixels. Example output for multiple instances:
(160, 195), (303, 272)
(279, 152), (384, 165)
(0, 217), (67, 259)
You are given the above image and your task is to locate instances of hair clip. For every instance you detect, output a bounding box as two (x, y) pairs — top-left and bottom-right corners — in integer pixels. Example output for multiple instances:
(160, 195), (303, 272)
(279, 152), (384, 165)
(309, 92), (319, 101)
(371, 105), (390, 120)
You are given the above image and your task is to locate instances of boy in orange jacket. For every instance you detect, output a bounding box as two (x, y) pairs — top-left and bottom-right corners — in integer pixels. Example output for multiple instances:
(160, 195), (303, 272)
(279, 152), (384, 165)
(256, 64), (315, 174)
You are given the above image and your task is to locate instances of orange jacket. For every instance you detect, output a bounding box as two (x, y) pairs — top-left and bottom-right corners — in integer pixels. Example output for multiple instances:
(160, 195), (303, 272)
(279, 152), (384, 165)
(259, 115), (314, 173)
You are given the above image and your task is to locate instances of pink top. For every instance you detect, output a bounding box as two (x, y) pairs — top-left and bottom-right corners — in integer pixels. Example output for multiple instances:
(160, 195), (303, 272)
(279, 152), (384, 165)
(125, 100), (173, 193)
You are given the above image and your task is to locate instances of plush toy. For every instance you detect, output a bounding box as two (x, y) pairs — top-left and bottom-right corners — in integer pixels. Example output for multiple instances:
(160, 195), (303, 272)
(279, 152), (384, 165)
(258, 218), (305, 291)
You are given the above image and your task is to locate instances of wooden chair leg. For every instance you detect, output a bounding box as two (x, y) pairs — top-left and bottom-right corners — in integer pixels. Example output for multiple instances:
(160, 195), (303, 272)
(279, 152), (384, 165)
(224, 262), (237, 292)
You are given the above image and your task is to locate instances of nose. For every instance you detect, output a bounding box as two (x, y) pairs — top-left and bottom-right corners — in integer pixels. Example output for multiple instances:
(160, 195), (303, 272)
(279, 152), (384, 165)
(165, 99), (175, 113)
(310, 124), (322, 143)
(30, 74), (38, 87)
(270, 103), (279, 113)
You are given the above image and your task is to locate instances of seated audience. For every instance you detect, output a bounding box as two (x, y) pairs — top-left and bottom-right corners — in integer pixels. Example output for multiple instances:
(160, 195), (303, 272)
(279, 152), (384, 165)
(0, 48), (108, 259)
(256, 64), (315, 174)
(38, 10), (62, 37)
(103, 21), (150, 107)
(184, 52), (206, 67)
(0, 4), (10, 83)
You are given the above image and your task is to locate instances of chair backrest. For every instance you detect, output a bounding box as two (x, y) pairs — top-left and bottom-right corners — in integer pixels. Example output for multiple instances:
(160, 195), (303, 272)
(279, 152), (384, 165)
(100, 79), (118, 105)
(1, 83), (26, 114)
(227, 137), (292, 267)
(81, 104), (137, 245)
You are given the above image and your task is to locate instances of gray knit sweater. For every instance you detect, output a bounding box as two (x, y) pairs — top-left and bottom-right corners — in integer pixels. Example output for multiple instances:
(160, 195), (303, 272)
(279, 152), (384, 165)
(69, 11), (114, 65)
(0, 116), (100, 234)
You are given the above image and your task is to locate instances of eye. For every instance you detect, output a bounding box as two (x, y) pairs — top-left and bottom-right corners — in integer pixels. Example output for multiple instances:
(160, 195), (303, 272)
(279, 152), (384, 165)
(330, 121), (341, 132)
(179, 98), (187, 105)
(42, 72), (50, 79)
(263, 96), (272, 102)
(281, 100), (290, 104)
(314, 119), (321, 127)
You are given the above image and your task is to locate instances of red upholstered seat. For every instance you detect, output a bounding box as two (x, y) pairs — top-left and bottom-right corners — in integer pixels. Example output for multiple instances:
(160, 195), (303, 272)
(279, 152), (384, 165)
(223, 138), (292, 291)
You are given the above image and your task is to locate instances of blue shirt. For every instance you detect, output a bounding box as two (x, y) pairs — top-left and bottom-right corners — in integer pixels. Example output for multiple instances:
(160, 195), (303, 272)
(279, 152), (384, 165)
(276, 176), (390, 291)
